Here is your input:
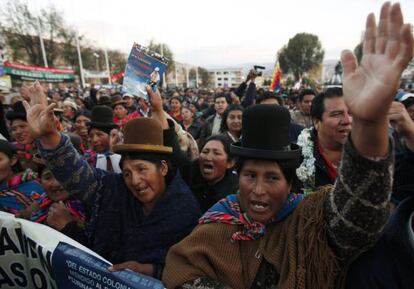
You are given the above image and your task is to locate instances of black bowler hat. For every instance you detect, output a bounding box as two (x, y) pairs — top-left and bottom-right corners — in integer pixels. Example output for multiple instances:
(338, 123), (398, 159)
(6, 101), (27, 122)
(230, 105), (301, 160)
(98, 95), (111, 106)
(87, 105), (118, 134)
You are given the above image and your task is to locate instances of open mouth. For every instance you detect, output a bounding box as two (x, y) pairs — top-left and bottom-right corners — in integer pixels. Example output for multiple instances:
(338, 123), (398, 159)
(250, 200), (269, 213)
(136, 187), (149, 195)
(202, 163), (214, 174)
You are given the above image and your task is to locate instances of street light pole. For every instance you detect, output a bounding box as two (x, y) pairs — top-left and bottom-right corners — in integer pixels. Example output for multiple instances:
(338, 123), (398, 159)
(93, 52), (100, 72)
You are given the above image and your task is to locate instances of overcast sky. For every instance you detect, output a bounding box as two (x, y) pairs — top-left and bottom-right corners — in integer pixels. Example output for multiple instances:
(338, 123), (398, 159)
(14, 0), (414, 67)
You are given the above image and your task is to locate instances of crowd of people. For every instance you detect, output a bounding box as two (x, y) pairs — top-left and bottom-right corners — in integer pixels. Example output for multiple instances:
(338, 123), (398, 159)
(0, 2), (413, 288)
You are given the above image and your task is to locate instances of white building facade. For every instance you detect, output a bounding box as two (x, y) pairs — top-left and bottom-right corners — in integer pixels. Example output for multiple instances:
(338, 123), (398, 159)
(209, 68), (243, 88)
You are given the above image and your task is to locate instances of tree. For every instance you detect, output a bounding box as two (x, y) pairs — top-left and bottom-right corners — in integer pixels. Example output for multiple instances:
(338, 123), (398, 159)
(59, 27), (79, 69)
(148, 40), (174, 74)
(198, 67), (211, 86)
(107, 50), (127, 75)
(0, 0), (67, 66)
(1, 0), (43, 65)
(354, 42), (363, 64)
(277, 33), (324, 81)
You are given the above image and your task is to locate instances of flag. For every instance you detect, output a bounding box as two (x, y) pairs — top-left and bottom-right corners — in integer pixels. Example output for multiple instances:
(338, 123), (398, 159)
(270, 63), (282, 93)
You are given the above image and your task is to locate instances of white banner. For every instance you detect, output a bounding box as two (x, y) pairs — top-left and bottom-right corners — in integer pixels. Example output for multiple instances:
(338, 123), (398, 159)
(0, 212), (165, 289)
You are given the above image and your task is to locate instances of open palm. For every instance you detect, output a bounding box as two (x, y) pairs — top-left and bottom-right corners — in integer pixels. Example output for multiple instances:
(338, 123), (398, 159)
(342, 3), (413, 123)
(22, 82), (57, 139)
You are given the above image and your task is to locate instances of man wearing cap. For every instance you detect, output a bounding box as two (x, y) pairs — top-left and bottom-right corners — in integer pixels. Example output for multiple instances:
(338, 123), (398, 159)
(395, 91), (414, 121)
(84, 105), (122, 173)
(122, 93), (137, 114)
(23, 82), (200, 279)
(163, 3), (413, 288)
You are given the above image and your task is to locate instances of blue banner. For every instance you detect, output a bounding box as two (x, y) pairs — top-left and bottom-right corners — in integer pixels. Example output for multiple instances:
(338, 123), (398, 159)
(52, 242), (165, 289)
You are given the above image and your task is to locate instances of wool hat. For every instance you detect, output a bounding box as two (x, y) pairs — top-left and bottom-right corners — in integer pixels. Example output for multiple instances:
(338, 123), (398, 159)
(230, 104), (301, 160)
(5, 101), (27, 122)
(62, 99), (78, 111)
(87, 105), (118, 134)
(112, 118), (172, 154)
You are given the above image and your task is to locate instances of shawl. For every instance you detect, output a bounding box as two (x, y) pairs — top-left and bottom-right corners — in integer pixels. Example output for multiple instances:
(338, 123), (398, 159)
(0, 169), (44, 214)
(30, 194), (86, 223)
(199, 193), (303, 240)
(163, 186), (341, 289)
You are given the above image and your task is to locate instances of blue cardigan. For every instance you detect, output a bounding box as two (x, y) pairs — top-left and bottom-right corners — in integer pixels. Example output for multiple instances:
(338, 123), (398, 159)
(38, 134), (201, 278)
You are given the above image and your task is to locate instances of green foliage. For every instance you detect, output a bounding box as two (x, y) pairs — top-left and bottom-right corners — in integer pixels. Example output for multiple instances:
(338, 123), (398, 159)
(262, 79), (272, 86)
(0, 0), (128, 81)
(278, 33), (324, 81)
(198, 67), (211, 86)
(148, 40), (174, 74)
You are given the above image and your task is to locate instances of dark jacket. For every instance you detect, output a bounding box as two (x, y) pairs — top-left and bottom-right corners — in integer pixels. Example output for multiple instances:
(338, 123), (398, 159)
(181, 120), (203, 140)
(311, 128), (335, 188)
(235, 81), (256, 108)
(199, 114), (216, 147)
(289, 123), (304, 144)
(38, 131), (201, 279)
(346, 195), (414, 289)
(187, 160), (239, 213)
(166, 124), (239, 213)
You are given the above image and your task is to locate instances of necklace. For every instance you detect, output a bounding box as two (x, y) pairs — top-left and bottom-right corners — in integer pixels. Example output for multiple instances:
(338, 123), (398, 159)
(296, 128), (316, 194)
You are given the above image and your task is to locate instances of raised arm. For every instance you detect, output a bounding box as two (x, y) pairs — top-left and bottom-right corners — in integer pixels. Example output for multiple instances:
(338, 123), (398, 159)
(148, 86), (193, 180)
(23, 82), (103, 203)
(324, 2), (413, 258)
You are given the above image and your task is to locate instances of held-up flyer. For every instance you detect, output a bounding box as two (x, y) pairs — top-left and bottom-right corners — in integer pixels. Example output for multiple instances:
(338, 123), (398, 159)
(122, 43), (168, 100)
(0, 211), (165, 289)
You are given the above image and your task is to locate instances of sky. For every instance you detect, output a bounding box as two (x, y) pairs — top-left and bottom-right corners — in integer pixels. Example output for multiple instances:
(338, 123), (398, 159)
(8, 0), (414, 67)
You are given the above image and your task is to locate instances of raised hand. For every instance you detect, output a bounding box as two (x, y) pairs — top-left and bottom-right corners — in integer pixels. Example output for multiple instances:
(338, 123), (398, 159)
(147, 85), (169, 129)
(47, 202), (75, 230)
(341, 2), (413, 124)
(22, 81), (57, 139)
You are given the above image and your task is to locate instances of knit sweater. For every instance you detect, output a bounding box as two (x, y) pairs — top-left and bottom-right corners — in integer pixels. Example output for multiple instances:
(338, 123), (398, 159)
(37, 134), (201, 278)
(162, 138), (393, 289)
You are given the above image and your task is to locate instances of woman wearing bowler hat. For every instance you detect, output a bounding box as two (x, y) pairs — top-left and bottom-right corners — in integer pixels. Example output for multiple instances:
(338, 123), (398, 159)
(163, 3), (413, 288)
(23, 82), (201, 279)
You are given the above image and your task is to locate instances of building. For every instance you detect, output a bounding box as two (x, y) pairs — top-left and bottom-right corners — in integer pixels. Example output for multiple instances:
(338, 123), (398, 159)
(208, 68), (243, 88)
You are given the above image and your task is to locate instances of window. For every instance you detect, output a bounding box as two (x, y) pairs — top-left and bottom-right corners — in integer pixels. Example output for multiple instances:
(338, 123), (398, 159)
(223, 71), (229, 75)
(216, 72), (221, 75)
(218, 78), (222, 80)
(224, 78), (228, 81)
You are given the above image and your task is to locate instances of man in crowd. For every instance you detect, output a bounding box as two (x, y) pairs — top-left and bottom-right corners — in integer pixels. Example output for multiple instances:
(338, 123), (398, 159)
(296, 87), (352, 190)
(291, 89), (315, 128)
(122, 93), (137, 114)
(199, 93), (228, 145)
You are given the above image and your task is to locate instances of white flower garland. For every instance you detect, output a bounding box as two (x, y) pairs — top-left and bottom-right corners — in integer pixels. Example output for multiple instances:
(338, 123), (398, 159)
(296, 128), (316, 194)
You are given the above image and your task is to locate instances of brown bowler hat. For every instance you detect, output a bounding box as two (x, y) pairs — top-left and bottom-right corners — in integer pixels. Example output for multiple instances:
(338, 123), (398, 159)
(112, 118), (172, 154)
